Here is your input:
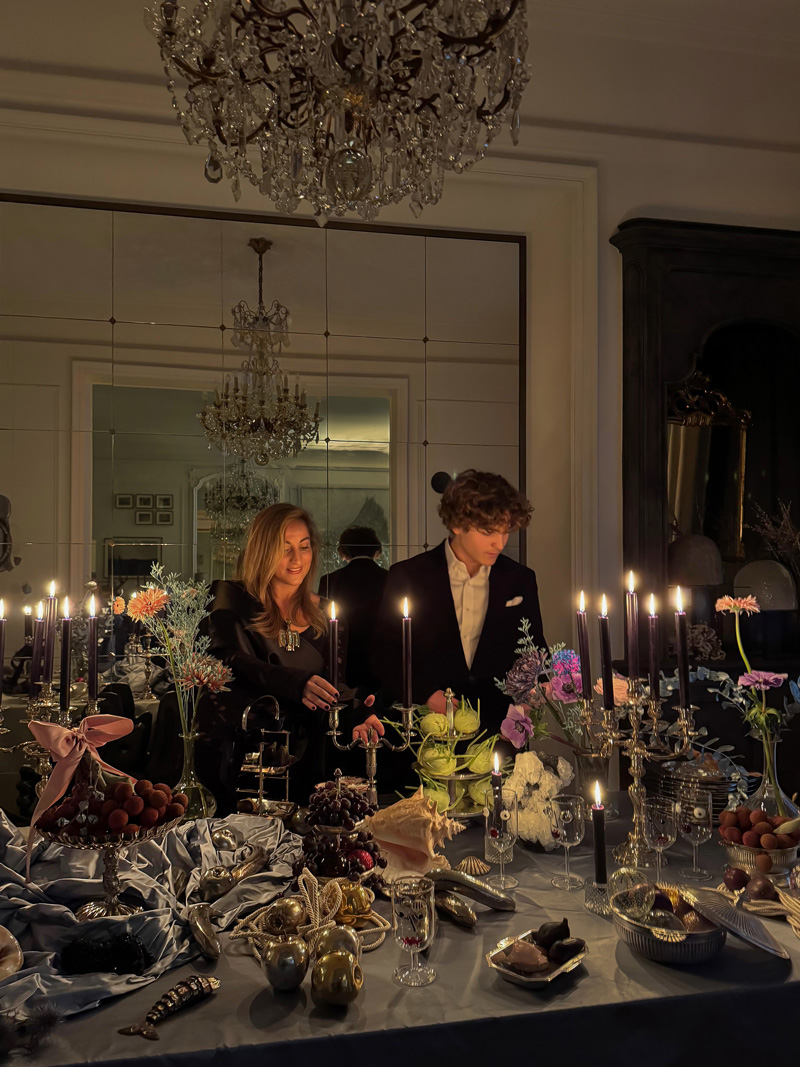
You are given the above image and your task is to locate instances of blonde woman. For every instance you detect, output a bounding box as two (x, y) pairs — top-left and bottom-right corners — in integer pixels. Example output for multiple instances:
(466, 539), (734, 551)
(195, 503), (381, 811)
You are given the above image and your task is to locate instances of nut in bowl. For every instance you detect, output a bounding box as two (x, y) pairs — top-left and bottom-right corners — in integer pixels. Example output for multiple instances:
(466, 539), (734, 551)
(486, 918), (588, 988)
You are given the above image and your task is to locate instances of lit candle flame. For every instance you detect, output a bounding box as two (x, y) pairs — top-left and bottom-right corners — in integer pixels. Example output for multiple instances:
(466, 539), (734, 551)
(494, 751), (500, 774)
(23, 605), (32, 616)
(601, 594), (608, 617)
(0, 600), (4, 620)
(329, 600), (336, 622)
(402, 597), (409, 619)
(579, 590), (585, 613)
(62, 597), (70, 619)
(649, 593), (656, 617)
(594, 780), (602, 807)
(36, 601), (44, 621)
(89, 595), (96, 617)
(628, 570), (635, 594)
(676, 585), (684, 613)
(48, 580), (56, 598)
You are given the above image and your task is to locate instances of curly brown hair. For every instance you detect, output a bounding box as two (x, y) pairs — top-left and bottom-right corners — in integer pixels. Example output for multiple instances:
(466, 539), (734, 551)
(438, 469), (532, 533)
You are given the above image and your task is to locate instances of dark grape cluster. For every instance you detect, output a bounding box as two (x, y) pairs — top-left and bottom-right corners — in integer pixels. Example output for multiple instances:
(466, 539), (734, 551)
(305, 779), (375, 830)
(291, 829), (388, 881)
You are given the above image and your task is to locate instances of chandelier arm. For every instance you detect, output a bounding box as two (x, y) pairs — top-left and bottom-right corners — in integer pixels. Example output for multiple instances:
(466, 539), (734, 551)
(165, 54), (229, 84)
(435, 0), (521, 47)
(244, 0), (317, 24)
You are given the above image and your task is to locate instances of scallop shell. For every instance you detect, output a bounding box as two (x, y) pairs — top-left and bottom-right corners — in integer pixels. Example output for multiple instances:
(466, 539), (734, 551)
(456, 855), (491, 876)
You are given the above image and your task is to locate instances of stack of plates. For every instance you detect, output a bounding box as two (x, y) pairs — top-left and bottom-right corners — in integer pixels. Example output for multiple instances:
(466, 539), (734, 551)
(643, 759), (740, 819)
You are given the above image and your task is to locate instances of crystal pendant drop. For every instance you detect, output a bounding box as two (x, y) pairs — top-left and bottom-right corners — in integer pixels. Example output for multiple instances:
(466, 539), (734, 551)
(326, 147), (373, 203)
(204, 150), (223, 183)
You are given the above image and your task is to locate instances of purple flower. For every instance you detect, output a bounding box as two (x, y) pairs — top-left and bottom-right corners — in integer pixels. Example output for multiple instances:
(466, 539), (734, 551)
(552, 649), (580, 677)
(504, 651), (546, 705)
(738, 671), (788, 691)
(501, 704), (534, 749)
(552, 672), (582, 704)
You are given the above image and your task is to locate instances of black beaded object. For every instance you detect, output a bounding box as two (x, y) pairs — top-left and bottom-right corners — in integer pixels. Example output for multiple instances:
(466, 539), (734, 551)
(59, 932), (153, 976)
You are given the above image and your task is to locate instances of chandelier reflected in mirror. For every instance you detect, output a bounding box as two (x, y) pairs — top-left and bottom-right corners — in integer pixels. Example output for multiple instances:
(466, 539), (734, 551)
(203, 460), (280, 566)
(147, 0), (530, 221)
(198, 237), (322, 466)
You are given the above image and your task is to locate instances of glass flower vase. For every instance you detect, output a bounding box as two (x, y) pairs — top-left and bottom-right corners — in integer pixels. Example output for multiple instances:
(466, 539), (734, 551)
(176, 731), (217, 820)
(748, 732), (798, 818)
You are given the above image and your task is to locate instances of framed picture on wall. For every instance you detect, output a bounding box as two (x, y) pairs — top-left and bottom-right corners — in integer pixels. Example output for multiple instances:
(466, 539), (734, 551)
(114, 493), (134, 509)
(136, 494), (154, 509)
(156, 510), (173, 525)
(135, 510), (154, 525)
(156, 494), (173, 509)
(103, 537), (163, 580)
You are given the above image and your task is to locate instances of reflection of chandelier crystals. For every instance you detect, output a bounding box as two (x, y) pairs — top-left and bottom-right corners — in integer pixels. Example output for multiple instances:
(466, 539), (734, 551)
(147, 0), (530, 221)
(198, 238), (321, 466)
(204, 462), (280, 564)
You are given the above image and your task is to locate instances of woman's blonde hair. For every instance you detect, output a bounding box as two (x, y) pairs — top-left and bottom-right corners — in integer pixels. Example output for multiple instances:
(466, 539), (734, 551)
(239, 503), (326, 639)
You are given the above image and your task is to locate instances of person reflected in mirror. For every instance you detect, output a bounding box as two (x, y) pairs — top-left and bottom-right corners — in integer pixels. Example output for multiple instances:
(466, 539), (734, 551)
(195, 503), (377, 812)
(369, 470), (545, 746)
(318, 526), (388, 693)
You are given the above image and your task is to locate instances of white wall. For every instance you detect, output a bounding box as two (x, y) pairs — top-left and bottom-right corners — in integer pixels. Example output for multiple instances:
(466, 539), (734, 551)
(2, 0), (800, 655)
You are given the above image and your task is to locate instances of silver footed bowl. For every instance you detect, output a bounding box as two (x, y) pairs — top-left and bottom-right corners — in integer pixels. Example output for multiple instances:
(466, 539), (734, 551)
(722, 840), (798, 884)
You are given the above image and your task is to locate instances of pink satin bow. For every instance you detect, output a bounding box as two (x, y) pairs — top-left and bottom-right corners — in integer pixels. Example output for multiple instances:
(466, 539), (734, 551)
(26, 715), (135, 880)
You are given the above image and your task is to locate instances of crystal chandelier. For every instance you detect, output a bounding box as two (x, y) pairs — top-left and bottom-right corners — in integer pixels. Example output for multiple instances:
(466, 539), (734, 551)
(198, 237), (321, 465)
(147, 0), (530, 221)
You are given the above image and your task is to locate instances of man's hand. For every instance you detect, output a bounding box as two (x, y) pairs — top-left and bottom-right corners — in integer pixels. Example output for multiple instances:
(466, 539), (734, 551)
(302, 675), (339, 711)
(426, 689), (449, 715)
(352, 707), (384, 744)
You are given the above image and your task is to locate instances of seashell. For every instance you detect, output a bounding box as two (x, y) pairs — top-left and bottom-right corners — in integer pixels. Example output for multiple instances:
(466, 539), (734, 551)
(456, 855), (491, 876)
(365, 787), (464, 877)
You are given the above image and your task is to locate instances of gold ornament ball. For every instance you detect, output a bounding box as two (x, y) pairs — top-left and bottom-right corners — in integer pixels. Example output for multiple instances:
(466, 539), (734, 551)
(262, 935), (310, 991)
(310, 950), (363, 1006)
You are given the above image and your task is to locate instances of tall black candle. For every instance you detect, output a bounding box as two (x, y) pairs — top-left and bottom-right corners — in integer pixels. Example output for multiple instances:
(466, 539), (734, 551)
(625, 571), (640, 680)
(87, 595), (99, 702)
(598, 596), (615, 711)
(592, 781), (607, 884)
(648, 594), (660, 700)
(59, 599), (72, 714)
(42, 582), (57, 686)
(29, 604), (44, 699)
(576, 591), (592, 700)
(401, 597), (412, 708)
(675, 586), (690, 709)
(328, 601), (339, 694)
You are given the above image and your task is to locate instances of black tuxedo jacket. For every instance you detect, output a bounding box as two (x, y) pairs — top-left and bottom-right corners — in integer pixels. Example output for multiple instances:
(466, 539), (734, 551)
(371, 541), (546, 733)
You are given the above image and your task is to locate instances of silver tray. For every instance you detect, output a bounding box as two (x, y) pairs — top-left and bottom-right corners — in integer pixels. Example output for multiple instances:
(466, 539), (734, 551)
(680, 885), (790, 959)
(486, 930), (588, 987)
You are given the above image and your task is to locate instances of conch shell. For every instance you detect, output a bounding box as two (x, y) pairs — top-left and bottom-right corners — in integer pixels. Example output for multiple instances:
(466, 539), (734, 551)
(365, 787), (464, 878)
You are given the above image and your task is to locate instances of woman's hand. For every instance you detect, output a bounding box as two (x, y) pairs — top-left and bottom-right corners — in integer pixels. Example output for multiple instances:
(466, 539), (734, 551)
(352, 704), (384, 744)
(302, 675), (339, 711)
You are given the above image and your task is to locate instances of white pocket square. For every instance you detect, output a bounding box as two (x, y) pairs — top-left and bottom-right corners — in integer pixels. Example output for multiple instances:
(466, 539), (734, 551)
(505, 596), (523, 607)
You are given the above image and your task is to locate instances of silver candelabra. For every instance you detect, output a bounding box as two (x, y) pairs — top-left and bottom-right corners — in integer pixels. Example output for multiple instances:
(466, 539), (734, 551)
(327, 702), (416, 808)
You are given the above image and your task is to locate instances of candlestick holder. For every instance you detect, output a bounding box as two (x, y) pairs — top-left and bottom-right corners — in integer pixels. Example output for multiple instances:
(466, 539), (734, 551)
(578, 680), (697, 868)
(327, 702), (416, 808)
(583, 880), (610, 917)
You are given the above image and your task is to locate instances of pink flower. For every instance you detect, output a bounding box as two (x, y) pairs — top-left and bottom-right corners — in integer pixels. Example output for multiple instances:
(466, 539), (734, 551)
(177, 653), (233, 694)
(500, 704), (533, 749)
(552, 673), (582, 704)
(715, 595), (760, 616)
(127, 587), (169, 621)
(738, 671), (787, 691)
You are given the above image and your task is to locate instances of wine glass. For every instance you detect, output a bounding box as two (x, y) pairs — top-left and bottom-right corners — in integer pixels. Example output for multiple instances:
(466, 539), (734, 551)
(391, 876), (437, 986)
(548, 794), (585, 890)
(643, 796), (676, 884)
(483, 786), (519, 889)
(676, 789), (713, 881)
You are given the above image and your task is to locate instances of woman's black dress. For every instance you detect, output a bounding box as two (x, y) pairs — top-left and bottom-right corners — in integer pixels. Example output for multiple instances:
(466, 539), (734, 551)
(195, 580), (354, 813)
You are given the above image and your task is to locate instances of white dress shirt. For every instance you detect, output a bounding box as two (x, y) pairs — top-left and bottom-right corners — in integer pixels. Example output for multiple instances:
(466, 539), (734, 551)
(445, 539), (491, 669)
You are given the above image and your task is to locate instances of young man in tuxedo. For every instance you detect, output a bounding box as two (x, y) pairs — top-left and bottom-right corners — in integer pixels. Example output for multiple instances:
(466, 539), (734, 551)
(362, 470), (545, 742)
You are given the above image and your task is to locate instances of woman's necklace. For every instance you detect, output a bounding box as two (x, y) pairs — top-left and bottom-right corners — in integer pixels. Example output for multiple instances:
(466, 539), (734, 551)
(279, 617), (300, 652)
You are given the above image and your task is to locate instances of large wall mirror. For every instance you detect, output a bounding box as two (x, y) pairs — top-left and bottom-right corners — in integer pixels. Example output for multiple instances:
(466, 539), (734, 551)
(0, 198), (524, 650)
